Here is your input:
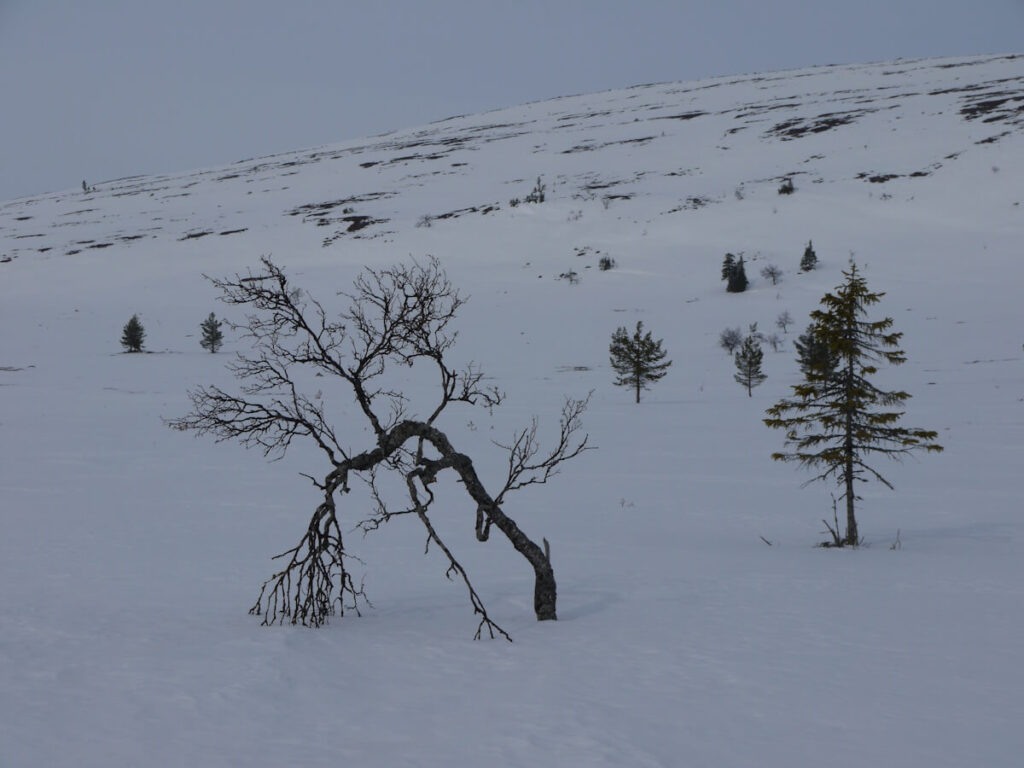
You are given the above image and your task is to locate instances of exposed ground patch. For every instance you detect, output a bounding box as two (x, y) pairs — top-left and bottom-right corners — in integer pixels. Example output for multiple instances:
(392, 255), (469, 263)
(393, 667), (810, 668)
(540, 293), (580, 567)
(651, 111), (706, 122)
(179, 230), (213, 241)
(287, 192), (395, 224)
(766, 110), (871, 140)
(562, 135), (658, 154)
(665, 196), (718, 214)
(958, 88), (1024, 126)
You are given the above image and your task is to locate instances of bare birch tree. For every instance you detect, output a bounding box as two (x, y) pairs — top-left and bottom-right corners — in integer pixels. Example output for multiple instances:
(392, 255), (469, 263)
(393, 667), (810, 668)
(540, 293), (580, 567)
(169, 256), (589, 639)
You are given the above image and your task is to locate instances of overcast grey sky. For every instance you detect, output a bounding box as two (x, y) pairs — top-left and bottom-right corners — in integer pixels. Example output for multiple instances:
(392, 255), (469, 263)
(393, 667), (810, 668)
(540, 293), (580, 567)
(1, 0), (1021, 200)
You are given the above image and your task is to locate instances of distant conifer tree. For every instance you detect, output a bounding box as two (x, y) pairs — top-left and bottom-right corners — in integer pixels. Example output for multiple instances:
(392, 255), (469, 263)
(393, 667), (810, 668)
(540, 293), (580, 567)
(721, 253), (736, 282)
(765, 264), (943, 546)
(734, 325), (766, 396)
(199, 313), (224, 353)
(121, 314), (146, 353)
(609, 321), (672, 403)
(727, 255), (748, 293)
(800, 240), (818, 271)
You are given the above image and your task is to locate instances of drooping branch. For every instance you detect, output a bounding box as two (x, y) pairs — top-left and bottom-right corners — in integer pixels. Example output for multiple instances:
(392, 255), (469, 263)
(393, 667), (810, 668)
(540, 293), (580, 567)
(249, 482), (369, 627)
(405, 469), (510, 641)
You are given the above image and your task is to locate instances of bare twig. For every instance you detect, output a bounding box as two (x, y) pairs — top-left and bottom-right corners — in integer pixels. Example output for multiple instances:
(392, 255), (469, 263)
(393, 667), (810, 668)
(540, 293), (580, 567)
(890, 529), (902, 550)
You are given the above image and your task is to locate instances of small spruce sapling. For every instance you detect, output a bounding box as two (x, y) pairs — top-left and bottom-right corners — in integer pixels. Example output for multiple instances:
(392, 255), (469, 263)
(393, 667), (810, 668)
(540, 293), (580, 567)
(121, 314), (146, 353)
(609, 321), (672, 403)
(800, 240), (818, 271)
(721, 253), (736, 282)
(734, 324), (766, 396)
(199, 313), (224, 353)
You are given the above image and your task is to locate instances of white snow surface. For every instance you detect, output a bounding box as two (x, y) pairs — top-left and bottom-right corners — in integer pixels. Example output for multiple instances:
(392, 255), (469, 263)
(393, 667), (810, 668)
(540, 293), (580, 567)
(2, 54), (1023, 767)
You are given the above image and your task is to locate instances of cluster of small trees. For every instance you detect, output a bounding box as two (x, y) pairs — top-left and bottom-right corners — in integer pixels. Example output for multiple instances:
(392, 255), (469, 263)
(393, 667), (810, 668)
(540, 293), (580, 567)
(616, 318), (772, 400)
(509, 177), (546, 207)
(720, 241), (817, 295)
(119, 313), (224, 353)
(701, 242), (820, 390)
(721, 311), (792, 353)
(721, 253), (748, 292)
(609, 263), (941, 548)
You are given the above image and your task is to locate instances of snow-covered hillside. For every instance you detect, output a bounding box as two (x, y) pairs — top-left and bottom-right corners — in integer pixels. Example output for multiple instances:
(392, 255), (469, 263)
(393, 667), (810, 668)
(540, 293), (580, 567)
(2, 54), (1023, 767)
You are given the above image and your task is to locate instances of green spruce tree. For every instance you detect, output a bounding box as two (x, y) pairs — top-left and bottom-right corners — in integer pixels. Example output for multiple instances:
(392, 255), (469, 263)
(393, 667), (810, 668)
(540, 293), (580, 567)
(800, 240), (818, 271)
(721, 253), (736, 282)
(764, 264), (943, 546)
(121, 314), (146, 353)
(199, 312), (224, 353)
(727, 255), (748, 293)
(609, 321), (672, 403)
(734, 326), (766, 396)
